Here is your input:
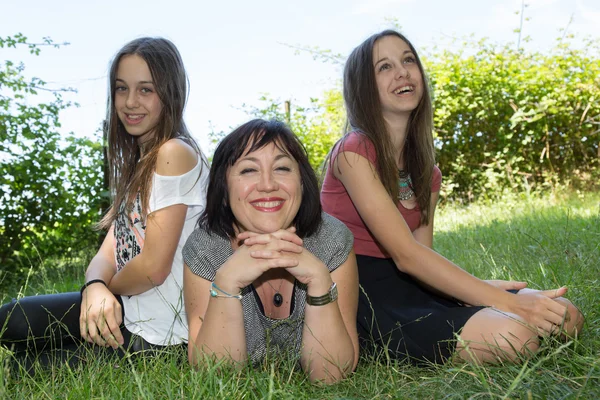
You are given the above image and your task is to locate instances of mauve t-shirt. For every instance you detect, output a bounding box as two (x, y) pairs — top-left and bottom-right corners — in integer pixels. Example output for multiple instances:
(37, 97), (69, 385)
(320, 131), (441, 258)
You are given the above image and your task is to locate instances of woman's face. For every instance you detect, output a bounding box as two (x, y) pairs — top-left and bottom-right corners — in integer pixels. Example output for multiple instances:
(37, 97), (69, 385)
(372, 35), (423, 120)
(114, 54), (163, 144)
(227, 141), (302, 234)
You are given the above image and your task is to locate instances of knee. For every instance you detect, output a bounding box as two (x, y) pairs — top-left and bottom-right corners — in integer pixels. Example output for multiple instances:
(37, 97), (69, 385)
(498, 321), (540, 361)
(556, 298), (584, 337)
(458, 310), (540, 364)
(0, 299), (29, 342)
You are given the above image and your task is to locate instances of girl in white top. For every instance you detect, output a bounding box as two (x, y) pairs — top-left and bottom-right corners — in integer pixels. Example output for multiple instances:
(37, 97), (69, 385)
(0, 37), (208, 366)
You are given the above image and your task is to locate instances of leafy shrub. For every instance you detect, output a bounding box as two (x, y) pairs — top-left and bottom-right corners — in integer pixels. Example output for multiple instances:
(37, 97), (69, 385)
(0, 34), (104, 286)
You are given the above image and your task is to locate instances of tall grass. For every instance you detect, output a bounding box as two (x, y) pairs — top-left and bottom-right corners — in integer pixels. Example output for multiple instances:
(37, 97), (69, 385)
(2, 192), (599, 399)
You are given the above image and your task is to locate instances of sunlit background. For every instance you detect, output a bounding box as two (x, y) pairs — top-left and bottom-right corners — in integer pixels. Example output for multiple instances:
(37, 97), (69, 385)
(1, 0), (598, 152)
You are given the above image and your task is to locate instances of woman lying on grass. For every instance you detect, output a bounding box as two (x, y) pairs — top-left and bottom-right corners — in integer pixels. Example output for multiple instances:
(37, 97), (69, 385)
(320, 29), (584, 365)
(182, 119), (359, 383)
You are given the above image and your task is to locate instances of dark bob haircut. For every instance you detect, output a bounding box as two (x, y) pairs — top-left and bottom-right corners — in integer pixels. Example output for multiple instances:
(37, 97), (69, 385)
(200, 119), (322, 239)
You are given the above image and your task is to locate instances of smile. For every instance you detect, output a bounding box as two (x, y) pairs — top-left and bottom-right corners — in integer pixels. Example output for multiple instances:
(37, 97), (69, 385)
(250, 198), (285, 212)
(124, 114), (145, 124)
(393, 85), (414, 95)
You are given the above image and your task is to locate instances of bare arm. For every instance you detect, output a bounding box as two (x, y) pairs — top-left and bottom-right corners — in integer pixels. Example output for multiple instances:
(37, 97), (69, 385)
(185, 234), (302, 367)
(184, 265), (247, 366)
(411, 191), (438, 249)
(300, 250), (359, 383)
(108, 139), (198, 295)
(80, 227), (124, 348)
(333, 151), (568, 334)
(411, 191), (451, 298)
(413, 190), (527, 298)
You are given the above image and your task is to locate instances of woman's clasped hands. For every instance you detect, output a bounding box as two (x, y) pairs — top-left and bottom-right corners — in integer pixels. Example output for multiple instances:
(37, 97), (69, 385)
(214, 227), (331, 293)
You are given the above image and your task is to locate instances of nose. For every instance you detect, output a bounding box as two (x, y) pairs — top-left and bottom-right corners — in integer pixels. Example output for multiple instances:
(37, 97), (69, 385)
(256, 171), (279, 192)
(395, 64), (410, 80)
(126, 91), (139, 109)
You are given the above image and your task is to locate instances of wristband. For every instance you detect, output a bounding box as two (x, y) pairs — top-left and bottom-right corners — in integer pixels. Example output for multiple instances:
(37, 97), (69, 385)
(80, 279), (107, 296)
(306, 282), (338, 306)
(210, 282), (242, 300)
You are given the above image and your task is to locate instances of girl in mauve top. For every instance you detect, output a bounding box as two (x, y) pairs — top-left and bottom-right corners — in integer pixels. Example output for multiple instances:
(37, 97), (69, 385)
(321, 29), (583, 364)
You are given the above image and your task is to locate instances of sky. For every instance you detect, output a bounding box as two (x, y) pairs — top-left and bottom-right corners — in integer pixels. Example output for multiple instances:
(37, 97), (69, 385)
(1, 0), (598, 153)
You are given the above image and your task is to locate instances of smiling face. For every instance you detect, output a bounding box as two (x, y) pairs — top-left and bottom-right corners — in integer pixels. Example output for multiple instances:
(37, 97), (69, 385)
(114, 54), (163, 144)
(373, 35), (424, 121)
(227, 141), (302, 234)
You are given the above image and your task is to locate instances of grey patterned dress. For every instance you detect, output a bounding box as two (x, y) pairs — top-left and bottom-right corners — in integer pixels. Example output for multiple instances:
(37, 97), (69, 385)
(182, 212), (353, 365)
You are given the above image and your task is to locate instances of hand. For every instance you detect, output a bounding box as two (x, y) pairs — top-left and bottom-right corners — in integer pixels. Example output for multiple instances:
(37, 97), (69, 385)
(216, 230), (302, 291)
(79, 282), (124, 349)
(242, 228), (331, 292)
(505, 286), (569, 336)
(237, 227), (303, 247)
(485, 279), (528, 291)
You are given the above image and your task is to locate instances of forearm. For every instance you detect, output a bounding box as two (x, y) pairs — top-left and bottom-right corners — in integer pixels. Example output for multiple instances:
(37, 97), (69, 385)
(393, 243), (514, 310)
(85, 254), (117, 286)
(108, 254), (172, 296)
(301, 278), (355, 383)
(190, 280), (247, 366)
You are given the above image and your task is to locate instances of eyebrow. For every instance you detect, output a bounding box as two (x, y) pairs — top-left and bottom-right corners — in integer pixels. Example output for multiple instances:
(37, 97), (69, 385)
(374, 50), (414, 66)
(239, 153), (292, 163)
(115, 78), (154, 85)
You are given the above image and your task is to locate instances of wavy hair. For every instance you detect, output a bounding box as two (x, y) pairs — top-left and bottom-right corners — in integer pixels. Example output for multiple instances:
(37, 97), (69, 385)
(99, 37), (207, 229)
(338, 30), (435, 225)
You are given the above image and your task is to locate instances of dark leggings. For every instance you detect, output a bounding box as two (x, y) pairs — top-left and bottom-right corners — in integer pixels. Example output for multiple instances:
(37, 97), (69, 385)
(0, 292), (180, 370)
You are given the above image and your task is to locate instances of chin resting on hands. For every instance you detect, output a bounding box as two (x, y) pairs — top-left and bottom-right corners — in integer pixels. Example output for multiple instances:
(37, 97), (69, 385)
(215, 235), (301, 291)
(240, 228), (332, 289)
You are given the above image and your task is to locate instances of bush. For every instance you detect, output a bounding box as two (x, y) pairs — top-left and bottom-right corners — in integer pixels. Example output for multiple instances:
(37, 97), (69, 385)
(0, 34), (104, 286)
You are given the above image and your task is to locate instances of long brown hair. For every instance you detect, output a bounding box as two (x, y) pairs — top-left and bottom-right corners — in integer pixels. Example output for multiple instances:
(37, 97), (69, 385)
(99, 37), (207, 229)
(339, 30), (435, 225)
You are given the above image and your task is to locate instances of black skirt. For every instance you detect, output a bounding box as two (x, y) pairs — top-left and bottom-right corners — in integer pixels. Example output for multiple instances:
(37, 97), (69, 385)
(356, 255), (485, 364)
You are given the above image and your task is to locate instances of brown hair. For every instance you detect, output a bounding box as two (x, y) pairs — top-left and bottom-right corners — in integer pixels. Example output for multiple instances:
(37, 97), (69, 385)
(339, 29), (435, 225)
(99, 37), (206, 229)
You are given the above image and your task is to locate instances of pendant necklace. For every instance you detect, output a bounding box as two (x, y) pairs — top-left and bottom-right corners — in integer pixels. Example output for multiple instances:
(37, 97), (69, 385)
(265, 279), (285, 307)
(398, 170), (414, 201)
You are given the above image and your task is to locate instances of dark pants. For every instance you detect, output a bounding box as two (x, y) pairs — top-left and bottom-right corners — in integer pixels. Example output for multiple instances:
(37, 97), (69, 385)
(0, 292), (183, 371)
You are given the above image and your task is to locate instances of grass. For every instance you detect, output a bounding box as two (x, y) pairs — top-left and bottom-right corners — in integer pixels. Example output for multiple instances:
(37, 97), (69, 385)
(1, 192), (599, 399)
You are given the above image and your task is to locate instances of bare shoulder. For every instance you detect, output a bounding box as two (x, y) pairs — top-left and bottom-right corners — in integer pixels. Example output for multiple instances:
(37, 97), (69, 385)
(334, 151), (376, 180)
(156, 138), (199, 176)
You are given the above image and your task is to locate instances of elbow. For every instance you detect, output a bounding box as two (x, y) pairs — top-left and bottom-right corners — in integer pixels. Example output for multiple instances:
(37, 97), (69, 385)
(188, 343), (200, 369)
(304, 354), (356, 384)
(390, 241), (422, 274)
(147, 264), (172, 286)
(390, 253), (413, 273)
(308, 367), (352, 385)
(149, 272), (169, 286)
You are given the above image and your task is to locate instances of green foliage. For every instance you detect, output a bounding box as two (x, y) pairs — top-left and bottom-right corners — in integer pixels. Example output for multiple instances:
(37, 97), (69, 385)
(212, 91), (345, 172)
(0, 34), (104, 285)
(263, 32), (599, 201)
(427, 35), (600, 201)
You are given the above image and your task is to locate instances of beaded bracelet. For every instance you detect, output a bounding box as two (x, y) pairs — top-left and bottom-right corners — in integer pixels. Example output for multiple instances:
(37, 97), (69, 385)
(80, 279), (107, 296)
(210, 282), (242, 300)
